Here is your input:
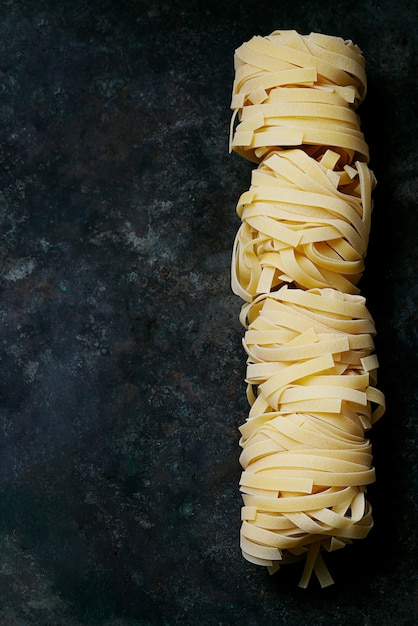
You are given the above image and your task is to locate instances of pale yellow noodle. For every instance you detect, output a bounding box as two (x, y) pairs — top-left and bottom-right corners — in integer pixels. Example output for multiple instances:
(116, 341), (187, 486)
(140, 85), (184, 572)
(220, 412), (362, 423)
(238, 287), (385, 587)
(229, 30), (385, 588)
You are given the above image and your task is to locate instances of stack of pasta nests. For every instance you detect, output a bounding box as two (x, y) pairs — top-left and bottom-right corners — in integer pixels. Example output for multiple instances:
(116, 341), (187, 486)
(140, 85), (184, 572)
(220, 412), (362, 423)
(229, 30), (385, 588)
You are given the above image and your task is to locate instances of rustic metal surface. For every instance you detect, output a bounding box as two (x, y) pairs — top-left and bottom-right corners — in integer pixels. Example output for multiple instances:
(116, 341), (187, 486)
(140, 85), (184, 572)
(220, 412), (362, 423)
(0, 1), (417, 624)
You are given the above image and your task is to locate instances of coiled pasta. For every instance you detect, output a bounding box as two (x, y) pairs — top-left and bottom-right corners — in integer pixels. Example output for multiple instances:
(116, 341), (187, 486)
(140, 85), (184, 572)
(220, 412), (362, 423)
(231, 148), (375, 300)
(229, 30), (385, 587)
(239, 286), (385, 587)
(230, 30), (368, 164)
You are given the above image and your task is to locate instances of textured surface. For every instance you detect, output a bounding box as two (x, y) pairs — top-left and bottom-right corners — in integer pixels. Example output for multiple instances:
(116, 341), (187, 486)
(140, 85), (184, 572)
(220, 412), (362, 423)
(0, 1), (417, 624)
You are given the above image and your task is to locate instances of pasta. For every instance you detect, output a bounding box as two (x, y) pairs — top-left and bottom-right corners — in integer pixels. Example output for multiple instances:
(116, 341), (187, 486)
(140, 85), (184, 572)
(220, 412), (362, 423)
(231, 148), (375, 300)
(229, 31), (385, 587)
(239, 286), (385, 587)
(230, 30), (368, 164)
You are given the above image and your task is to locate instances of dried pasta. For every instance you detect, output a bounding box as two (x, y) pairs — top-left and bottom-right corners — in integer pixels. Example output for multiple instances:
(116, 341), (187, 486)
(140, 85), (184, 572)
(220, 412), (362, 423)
(229, 30), (385, 587)
(231, 148), (376, 300)
(230, 30), (368, 164)
(239, 286), (385, 587)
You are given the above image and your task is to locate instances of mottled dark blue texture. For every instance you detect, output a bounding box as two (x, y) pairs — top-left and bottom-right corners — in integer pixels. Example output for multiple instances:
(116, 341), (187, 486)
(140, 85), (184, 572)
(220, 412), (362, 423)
(0, 0), (417, 624)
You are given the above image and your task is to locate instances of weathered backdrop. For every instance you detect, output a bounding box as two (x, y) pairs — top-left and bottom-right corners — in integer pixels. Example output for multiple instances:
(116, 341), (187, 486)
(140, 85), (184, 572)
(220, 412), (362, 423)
(0, 0), (417, 624)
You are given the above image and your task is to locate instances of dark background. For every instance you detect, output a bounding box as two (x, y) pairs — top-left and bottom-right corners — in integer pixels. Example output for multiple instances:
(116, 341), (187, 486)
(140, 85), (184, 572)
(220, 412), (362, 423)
(0, 0), (417, 624)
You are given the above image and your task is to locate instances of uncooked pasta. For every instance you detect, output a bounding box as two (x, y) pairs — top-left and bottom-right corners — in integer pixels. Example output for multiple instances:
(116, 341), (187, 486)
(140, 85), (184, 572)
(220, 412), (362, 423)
(231, 148), (375, 299)
(229, 30), (385, 587)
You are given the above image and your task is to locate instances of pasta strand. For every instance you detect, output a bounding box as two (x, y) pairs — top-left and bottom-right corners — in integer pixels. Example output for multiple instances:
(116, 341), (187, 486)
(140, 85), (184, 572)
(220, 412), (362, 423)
(229, 30), (385, 588)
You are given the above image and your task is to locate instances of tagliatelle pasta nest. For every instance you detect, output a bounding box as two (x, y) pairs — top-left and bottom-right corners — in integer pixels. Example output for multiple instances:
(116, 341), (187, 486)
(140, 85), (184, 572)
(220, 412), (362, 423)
(229, 30), (385, 588)
(231, 148), (375, 299)
(239, 286), (385, 587)
(230, 30), (368, 164)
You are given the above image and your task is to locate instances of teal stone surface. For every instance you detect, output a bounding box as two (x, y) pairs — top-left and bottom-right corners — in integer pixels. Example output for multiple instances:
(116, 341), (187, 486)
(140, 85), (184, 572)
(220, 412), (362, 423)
(0, 0), (417, 624)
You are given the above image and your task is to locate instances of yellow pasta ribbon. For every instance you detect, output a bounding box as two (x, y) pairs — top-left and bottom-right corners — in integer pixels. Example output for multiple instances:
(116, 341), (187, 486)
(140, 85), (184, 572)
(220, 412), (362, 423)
(230, 30), (367, 164)
(229, 30), (385, 588)
(231, 149), (375, 300)
(238, 287), (385, 587)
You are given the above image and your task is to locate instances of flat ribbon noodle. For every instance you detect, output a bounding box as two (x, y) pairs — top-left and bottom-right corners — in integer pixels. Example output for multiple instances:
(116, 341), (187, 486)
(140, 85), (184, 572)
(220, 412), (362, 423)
(238, 287), (385, 587)
(229, 30), (385, 588)
(231, 148), (375, 301)
(230, 30), (368, 164)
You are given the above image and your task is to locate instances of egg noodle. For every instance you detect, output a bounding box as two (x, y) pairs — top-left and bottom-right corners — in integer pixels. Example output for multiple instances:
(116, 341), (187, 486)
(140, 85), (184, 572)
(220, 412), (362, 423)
(229, 30), (385, 587)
